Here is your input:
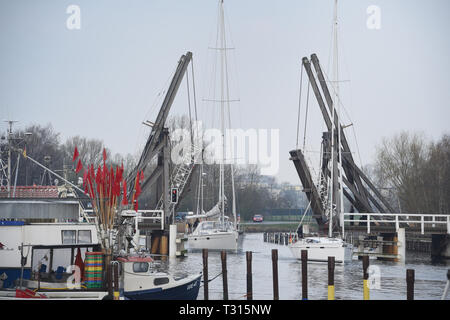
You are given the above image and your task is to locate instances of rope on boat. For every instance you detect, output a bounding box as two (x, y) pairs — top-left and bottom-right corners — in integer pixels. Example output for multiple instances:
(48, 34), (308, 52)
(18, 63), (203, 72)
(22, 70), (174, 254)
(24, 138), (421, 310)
(200, 271), (223, 287)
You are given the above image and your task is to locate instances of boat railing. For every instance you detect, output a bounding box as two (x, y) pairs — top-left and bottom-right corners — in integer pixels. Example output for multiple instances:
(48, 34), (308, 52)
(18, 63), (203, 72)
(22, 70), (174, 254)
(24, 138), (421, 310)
(121, 209), (165, 231)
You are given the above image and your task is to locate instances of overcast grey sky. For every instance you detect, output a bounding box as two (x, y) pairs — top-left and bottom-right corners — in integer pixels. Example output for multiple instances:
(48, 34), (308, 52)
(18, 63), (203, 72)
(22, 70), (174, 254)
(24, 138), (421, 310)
(1, 0), (449, 184)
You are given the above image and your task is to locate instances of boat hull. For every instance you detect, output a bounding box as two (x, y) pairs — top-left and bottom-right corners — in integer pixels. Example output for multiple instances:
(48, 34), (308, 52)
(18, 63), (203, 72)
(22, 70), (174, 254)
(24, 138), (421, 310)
(0, 289), (109, 300)
(187, 231), (238, 251)
(123, 274), (201, 300)
(289, 241), (353, 263)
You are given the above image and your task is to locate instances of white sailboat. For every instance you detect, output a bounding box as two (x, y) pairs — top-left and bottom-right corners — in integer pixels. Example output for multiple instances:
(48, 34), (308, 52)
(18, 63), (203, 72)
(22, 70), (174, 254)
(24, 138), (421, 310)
(289, 0), (352, 263)
(187, 0), (238, 251)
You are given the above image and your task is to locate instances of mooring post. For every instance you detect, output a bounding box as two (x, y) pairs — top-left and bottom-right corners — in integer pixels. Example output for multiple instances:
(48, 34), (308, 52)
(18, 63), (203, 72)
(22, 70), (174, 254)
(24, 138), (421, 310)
(202, 249), (209, 300)
(328, 256), (335, 300)
(246, 251), (253, 300)
(107, 263), (113, 298)
(363, 256), (370, 300)
(406, 269), (415, 300)
(113, 262), (119, 300)
(301, 250), (308, 300)
(221, 250), (228, 300)
(272, 249), (279, 300)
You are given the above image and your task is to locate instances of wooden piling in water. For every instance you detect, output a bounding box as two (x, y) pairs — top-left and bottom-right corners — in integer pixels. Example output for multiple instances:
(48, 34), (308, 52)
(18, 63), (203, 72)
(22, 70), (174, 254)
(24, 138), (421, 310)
(272, 249), (279, 300)
(160, 235), (169, 256)
(406, 269), (415, 300)
(328, 256), (335, 300)
(246, 251), (253, 300)
(151, 235), (160, 254)
(107, 263), (113, 297)
(301, 250), (308, 300)
(113, 263), (119, 300)
(202, 249), (208, 300)
(221, 250), (228, 300)
(362, 256), (370, 300)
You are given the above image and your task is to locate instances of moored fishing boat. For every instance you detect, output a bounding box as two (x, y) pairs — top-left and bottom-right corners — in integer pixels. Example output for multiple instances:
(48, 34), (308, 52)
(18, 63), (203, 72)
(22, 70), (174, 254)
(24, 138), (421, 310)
(118, 255), (201, 300)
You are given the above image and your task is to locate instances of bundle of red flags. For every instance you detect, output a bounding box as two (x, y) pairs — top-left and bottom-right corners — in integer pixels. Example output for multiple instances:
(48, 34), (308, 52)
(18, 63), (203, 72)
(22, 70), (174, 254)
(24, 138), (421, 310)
(70, 146), (145, 235)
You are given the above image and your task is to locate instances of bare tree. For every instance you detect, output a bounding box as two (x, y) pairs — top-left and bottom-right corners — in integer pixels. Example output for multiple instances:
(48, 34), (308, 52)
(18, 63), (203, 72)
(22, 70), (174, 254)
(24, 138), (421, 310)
(374, 131), (449, 214)
(63, 136), (104, 168)
(9, 123), (62, 186)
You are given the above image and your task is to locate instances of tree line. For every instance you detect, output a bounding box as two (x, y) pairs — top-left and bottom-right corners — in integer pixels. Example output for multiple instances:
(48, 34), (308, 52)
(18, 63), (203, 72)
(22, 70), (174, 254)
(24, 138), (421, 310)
(0, 123), (136, 188)
(0, 122), (306, 221)
(5, 123), (442, 218)
(372, 131), (449, 214)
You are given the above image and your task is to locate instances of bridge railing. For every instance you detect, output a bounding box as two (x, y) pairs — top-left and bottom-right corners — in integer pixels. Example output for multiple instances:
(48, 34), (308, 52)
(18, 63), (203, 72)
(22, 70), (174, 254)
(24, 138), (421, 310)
(343, 213), (450, 235)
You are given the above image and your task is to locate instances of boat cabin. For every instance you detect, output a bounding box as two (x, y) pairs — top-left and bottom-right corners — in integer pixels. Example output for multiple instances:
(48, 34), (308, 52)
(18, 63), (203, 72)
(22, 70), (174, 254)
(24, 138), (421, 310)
(191, 216), (234, 236)
(0, 222), (99, 289)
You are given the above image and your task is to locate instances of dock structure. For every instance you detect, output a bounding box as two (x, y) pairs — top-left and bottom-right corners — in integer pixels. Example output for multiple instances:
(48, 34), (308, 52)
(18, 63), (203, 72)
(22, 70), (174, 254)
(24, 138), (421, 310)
(344, 213), (450, 261)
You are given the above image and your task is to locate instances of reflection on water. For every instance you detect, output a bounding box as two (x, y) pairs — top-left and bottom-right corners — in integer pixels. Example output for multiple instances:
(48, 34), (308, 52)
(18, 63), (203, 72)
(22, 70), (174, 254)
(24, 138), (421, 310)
(165, 233), (449, 300)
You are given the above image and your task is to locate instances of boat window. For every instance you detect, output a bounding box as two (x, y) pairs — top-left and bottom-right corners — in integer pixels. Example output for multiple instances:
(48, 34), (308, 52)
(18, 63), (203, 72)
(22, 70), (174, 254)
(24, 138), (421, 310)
(78, 230), (92, 244)
(153, 277), (169, 286)
(133, 262), (149, 273)
(201, 222), (214, 230)
(61, 230), (76, 244)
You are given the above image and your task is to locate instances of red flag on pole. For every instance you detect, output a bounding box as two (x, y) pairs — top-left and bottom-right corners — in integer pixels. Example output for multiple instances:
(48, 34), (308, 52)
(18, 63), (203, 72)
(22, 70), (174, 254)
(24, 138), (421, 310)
(75, 158), (83, 173)
(82, 170), (88, 193)
(122, 180), (128, 205)
(72, 146), (79, 162)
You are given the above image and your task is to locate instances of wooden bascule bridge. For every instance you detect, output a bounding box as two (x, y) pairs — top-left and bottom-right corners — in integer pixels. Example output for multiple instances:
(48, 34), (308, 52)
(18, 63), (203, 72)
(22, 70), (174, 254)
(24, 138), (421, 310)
(289, 53), (450, 262)
(121, 51), (201, 257)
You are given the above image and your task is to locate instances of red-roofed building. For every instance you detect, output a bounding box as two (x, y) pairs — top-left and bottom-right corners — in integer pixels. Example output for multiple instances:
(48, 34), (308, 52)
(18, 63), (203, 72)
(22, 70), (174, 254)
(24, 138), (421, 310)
(0, 186), (59, 198)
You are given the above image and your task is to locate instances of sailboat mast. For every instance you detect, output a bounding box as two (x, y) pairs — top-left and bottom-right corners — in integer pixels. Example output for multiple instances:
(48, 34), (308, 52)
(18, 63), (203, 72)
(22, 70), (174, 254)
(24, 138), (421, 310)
(332, 0), (345, 237)
(329, 0), (341, 238)
(219, 0), (226, 225)
(216, 0), (237, 229)
(329, 101), (335, 239)
(230, 162), (237, 230)
(200, 150), (204, 215)
(196, 152), (204, 215)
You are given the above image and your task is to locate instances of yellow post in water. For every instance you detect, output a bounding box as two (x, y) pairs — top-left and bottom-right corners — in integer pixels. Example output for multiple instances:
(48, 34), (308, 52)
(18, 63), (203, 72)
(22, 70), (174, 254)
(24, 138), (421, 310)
(328, 285), (335, 300)
(362, 256), (370, 300)
(363, 279), (370, 300)
(328, 256), (335, 300)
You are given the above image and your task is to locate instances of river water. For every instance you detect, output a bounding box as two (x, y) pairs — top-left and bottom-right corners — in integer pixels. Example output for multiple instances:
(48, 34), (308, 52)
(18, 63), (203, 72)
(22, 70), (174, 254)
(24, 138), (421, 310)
(165, 233), (449, 300)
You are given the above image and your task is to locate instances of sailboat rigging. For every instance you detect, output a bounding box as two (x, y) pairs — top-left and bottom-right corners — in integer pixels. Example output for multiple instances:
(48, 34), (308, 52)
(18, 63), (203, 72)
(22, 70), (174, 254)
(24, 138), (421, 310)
(186, 0), (239, 251)
(288, 0), (353, 263)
